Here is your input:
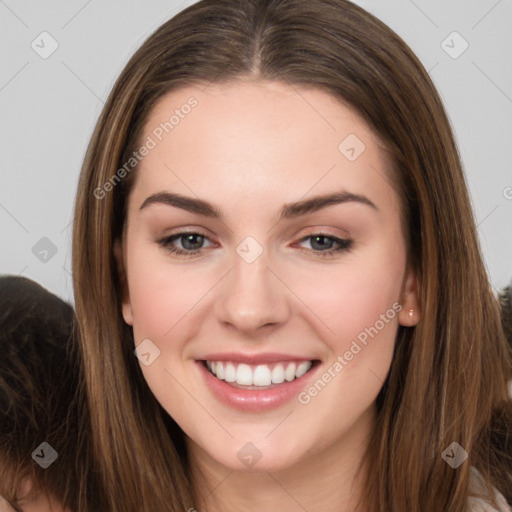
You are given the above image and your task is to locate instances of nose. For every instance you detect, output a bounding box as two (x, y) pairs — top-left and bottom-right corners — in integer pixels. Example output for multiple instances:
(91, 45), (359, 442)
(214, 245), (290, 335)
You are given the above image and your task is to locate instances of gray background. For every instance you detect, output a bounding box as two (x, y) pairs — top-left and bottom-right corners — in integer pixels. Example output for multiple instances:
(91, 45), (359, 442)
(1, 0), (511, 304)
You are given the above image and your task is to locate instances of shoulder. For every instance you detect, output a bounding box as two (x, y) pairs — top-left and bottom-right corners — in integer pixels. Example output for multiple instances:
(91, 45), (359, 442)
(468, 466), (511, 512)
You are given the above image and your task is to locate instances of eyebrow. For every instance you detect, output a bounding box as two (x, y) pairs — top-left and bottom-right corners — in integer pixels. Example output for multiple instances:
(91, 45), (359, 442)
(139, 189), (378, 220)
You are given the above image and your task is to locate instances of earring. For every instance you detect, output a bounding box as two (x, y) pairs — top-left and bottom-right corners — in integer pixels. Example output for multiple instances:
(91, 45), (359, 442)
(408, 309), (414, 319)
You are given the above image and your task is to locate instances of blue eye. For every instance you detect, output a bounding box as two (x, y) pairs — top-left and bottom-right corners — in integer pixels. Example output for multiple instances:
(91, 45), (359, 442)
(156, 231), (353, 258)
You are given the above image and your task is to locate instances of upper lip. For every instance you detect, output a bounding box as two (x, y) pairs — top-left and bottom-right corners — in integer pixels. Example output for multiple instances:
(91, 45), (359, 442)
(199, 352), (317, 365)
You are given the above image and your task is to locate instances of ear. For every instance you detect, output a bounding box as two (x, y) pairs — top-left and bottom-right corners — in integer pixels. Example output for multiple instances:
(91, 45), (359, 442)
(113, 239), (133, 326)
(397, 266), (420, 326)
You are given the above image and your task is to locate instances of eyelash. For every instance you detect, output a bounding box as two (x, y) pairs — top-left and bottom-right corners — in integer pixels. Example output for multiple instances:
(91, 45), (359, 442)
(156, 231), (353, 258)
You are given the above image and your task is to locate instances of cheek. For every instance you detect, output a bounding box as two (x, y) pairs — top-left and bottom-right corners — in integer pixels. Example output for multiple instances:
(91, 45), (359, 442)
(126, 241), (202, 342)
(291, 247), (405, 355)
(292, 250), (404, 437)
(125, 243), (201, 416)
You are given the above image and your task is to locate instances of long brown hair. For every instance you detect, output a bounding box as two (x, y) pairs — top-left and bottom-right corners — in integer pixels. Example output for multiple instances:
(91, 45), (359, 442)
(72, 1), (512, 510)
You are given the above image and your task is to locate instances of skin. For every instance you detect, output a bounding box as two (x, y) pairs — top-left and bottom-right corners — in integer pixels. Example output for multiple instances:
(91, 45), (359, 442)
(115, 79), (420, 512)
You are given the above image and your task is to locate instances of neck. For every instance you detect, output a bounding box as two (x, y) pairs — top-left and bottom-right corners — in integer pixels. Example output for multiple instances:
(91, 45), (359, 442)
(187, 404), (376, 512)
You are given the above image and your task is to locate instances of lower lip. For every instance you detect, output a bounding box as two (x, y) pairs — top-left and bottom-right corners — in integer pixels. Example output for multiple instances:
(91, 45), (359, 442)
(196, 360), (320, 412)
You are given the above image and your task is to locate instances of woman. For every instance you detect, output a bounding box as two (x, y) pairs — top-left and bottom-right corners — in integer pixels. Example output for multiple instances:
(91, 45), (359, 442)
(71, 0), (512, 510)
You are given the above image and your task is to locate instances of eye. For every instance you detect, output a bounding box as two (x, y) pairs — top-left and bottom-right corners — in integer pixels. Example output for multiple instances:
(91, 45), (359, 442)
(156, 231), (215, 257)
(295, 233), (353, 257)
(156, 231), (353, 258)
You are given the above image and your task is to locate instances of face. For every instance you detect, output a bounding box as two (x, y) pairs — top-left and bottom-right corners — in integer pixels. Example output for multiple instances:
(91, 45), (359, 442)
(115, 80), (420, 473)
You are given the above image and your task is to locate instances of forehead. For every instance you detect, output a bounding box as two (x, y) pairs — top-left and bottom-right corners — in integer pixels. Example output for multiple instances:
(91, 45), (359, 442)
(130, 80), (397, 215)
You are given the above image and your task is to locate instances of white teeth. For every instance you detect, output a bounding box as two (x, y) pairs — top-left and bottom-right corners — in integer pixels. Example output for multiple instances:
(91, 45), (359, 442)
(224, 362), (236, 382)
(216, 361), (225, 380)
(271, 364), (285, 384)
(236, 363), (253, 385)
(253, 365), (272, 386)
(285, 363), (296, 382)
(296, 361), (312, 378)
(205, 360), (314, 386)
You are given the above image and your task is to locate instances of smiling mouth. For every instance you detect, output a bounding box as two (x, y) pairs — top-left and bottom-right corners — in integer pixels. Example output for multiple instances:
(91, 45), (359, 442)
(201, 359), (320, 389)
